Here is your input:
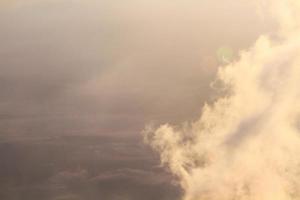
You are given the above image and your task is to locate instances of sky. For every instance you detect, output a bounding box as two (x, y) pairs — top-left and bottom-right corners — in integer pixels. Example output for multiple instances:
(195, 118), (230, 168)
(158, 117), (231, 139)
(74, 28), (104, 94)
(0, 1), (278, 200)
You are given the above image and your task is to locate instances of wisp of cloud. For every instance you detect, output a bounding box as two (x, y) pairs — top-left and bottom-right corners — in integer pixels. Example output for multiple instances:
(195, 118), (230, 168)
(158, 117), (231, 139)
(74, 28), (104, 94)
(145, 0), (300, 199)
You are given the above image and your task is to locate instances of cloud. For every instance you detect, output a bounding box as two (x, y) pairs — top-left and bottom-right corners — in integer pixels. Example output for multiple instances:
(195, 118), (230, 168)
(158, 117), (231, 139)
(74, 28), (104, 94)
(0, 135), (180, 200)
(91, 168), (173, 185)
(145, 0), (300, 200)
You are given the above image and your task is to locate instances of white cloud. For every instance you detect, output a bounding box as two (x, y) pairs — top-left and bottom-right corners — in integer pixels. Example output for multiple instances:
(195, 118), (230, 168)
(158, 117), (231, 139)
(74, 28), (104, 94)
(146, 1), (300, 199)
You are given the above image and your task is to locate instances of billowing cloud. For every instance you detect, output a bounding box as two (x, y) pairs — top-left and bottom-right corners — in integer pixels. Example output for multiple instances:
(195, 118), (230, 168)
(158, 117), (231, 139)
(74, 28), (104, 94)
(145, 0), (300, 200)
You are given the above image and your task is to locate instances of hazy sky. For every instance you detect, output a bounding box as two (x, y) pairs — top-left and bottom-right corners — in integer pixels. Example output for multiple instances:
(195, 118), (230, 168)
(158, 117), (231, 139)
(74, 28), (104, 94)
(0, 1), (276, 200)
(0, 0), (275, 137)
